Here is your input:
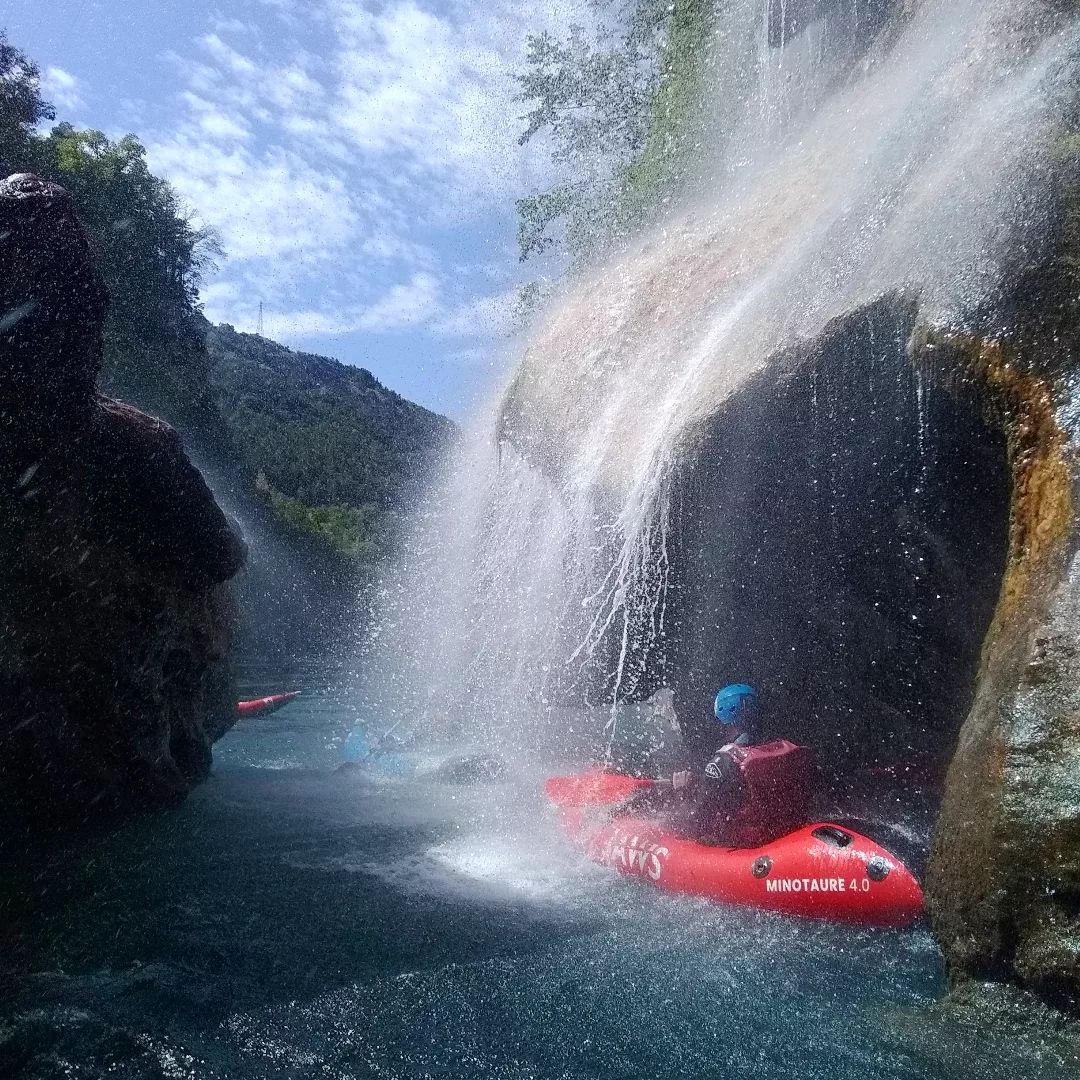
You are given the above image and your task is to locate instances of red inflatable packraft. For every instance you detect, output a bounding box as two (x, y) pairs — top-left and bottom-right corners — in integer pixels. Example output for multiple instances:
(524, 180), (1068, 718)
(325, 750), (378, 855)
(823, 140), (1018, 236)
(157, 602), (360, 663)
(545, 765), (923, 928)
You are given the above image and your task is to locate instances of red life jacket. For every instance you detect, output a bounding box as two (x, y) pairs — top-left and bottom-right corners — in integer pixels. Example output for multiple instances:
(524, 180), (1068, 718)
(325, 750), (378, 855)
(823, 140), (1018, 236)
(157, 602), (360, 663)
(719, 739), (816, 847)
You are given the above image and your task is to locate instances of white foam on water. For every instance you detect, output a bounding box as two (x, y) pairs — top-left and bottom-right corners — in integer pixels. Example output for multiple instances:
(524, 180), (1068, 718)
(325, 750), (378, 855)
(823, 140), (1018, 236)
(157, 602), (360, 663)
(425, 834), (604, 903)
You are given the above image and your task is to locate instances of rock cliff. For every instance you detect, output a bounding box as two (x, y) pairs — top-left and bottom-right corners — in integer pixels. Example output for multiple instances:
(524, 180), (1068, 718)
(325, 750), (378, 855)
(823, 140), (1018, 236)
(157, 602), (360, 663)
(0, 174), (246, 823)
(924, 330), (1080, 1015)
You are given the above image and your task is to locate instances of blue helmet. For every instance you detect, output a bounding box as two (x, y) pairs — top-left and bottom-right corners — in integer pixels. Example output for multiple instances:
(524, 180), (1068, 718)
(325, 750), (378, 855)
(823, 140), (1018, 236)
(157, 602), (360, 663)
(714, 684), (757, 727)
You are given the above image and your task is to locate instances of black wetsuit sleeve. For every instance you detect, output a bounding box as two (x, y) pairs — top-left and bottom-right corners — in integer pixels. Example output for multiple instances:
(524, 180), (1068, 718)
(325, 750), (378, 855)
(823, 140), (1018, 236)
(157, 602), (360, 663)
(703, 751), (742, 785)
(667, 748), (748, 843)
(697, 750), (748, 815)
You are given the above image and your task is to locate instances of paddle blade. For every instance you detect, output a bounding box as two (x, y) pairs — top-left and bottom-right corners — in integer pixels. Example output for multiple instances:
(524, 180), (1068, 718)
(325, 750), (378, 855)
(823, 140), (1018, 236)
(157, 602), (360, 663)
(544, 768), (654, 808)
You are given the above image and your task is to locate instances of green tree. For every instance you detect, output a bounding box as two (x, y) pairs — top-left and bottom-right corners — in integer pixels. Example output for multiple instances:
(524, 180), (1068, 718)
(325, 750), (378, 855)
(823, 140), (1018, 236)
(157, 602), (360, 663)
(0, 30), (52, 174)
(618, 0), (718, 222)
(514, 0), (726, 290)
(41, 124), (219, 330)
(31, 121), (221, 424)
(514, 1), (673, 267)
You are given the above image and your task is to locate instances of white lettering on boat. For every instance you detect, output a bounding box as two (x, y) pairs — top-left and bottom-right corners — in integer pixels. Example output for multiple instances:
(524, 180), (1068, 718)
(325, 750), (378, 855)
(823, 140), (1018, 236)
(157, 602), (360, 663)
(764, 877), (851, 894)
(600, 830), (669, 881)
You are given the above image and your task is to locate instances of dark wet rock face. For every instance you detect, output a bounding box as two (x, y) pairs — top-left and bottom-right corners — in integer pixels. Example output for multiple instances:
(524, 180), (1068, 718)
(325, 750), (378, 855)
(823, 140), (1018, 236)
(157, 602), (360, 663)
(926, 335), (1080, 1016)
(0, 173), (106, 444)
(0, 175), (246, 823)
(665, 296), (1012, 775)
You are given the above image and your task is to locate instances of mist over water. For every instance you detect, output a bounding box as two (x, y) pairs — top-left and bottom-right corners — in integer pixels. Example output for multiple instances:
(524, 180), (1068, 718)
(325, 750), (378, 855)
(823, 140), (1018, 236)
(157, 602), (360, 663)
(10, 6), (1080, 1078)
(362, 0), (1079, 746)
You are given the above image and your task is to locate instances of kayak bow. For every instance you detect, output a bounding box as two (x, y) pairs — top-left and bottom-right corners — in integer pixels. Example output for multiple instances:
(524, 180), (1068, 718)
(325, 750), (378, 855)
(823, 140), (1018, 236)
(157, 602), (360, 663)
(236, 691), (301, 717)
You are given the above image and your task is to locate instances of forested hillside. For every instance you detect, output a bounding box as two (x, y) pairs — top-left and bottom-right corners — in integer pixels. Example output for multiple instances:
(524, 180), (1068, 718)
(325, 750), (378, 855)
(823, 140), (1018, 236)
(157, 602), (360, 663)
(0, 30), (450, 571)
(206, 325), (452, 561)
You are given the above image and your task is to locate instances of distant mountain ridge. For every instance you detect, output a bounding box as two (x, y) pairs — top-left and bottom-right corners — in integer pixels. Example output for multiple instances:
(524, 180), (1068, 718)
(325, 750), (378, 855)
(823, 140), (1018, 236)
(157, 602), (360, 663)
(205, 324), (453, 562)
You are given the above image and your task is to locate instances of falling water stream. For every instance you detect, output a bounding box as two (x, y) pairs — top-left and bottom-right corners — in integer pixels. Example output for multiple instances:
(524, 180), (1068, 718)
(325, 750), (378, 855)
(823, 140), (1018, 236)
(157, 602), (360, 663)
(364, 0), (1078, 742)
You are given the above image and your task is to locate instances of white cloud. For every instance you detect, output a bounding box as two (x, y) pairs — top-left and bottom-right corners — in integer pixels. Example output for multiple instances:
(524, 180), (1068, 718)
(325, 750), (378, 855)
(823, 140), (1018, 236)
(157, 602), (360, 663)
(211, 17), (254, 36)
(328, 0), (565, 214)
(148, 135), (362, 268)
(222, 271), (444, 341)
(42, 66), (85, 113)
(200, 33), (260, 78)
(357, 271), (444, 331)
(144, 0), (580, 350)
(360, 231), (437, 268)
(181, 92), (253, 141)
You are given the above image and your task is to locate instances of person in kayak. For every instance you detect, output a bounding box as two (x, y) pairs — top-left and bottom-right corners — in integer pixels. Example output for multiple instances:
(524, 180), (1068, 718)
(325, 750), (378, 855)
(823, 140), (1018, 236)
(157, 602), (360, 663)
(666, 683), (758, 845)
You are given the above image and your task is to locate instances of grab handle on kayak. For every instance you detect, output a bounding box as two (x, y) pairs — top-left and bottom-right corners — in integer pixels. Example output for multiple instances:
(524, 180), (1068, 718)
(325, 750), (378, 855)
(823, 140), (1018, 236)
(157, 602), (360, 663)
(812, 825), (854, 848)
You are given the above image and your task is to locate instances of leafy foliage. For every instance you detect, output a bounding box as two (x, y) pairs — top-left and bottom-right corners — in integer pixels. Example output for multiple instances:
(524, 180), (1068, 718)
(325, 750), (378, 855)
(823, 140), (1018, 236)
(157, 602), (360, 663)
(207, 325), (453, 563)
(514, 0), (724, 283)
(41, 124), (223, 425)
(0, 30), (52, 171)
(45, 125), (219, 328)
(263, 490), (388, 563)
(514, 1), (674, 267)
(618, 0), (717, 219)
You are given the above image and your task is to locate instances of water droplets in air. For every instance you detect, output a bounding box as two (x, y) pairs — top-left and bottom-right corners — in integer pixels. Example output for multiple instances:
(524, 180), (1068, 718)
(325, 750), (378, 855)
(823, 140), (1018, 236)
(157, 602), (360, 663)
(361, 0), (1080, 760)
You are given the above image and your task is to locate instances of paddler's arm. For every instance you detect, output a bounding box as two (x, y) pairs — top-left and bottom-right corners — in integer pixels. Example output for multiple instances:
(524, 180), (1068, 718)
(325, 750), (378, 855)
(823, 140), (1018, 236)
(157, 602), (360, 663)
(671, 770), (692, 792)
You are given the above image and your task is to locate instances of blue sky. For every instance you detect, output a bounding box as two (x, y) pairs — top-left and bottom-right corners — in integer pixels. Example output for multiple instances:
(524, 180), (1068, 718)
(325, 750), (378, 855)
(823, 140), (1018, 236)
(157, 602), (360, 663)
(4, 0), (578, 416)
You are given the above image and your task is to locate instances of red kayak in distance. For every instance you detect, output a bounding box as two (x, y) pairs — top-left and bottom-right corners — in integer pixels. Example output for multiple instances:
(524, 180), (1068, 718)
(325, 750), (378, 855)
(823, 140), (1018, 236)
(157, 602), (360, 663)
(545, 768), (924, 929)
(235, 691), (301, 717)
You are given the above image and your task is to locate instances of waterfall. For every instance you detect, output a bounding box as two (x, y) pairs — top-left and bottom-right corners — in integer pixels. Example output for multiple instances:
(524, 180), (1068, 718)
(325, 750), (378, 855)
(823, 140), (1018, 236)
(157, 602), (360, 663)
(359, 0), (1079, 753)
